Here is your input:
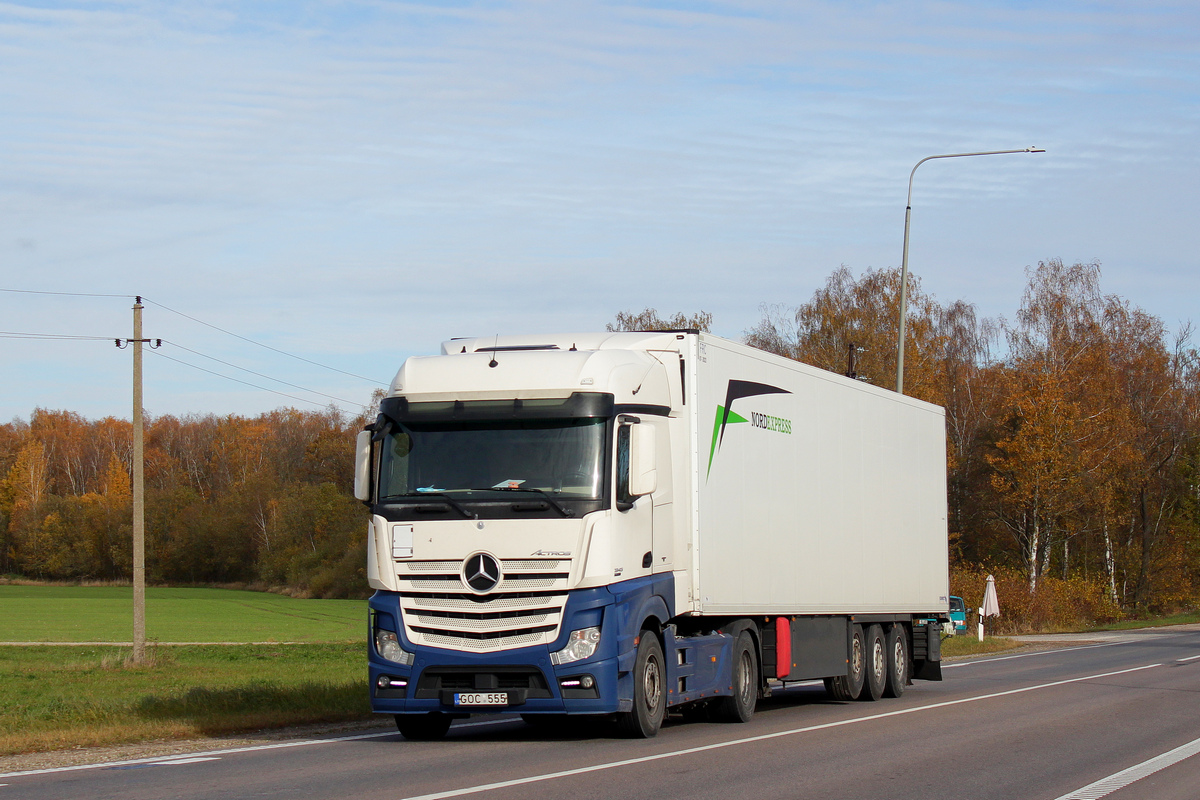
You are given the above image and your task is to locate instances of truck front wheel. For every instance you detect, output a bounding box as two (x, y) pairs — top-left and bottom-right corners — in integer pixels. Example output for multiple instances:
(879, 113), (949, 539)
(711, 631), (758, 723)
(617, 633), (666, 738)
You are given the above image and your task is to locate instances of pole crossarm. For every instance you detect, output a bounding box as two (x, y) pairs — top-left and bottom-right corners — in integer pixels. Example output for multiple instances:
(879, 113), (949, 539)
(895, 146), (1044, 394)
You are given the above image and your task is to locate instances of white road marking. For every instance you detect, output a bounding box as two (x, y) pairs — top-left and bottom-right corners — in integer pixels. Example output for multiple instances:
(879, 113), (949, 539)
(1050, 734), (1200, 799)
(0, 719), (518, 780)
(943, 641), (1127, 669)
(1176, 653), (1200, 662)
(398, 663), (1163, 800)
(151, 757), (222, 766)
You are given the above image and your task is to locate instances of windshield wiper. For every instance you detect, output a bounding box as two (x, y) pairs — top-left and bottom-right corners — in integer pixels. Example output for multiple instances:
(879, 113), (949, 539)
(400, 492), (476, 519)
(484, 487), (574, 518)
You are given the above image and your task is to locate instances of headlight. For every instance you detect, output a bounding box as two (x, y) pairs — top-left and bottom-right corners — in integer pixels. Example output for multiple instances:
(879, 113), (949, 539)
(375, 628), (414, 666)
(550, 626), (601, 665)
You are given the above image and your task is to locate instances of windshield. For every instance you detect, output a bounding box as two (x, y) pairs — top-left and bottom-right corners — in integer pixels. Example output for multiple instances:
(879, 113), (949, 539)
(378, 417), (606, 501)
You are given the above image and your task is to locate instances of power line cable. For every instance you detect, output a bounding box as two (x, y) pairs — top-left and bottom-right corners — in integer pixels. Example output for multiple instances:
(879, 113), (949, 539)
(150, 350), (364, 412)
(0, 331), (115, 340)
(161, 340), (363, 406)
(3, 326), (367, 407)
(0, 288), (135, 299)
(1, 287), (387, 386)
(142, 297), (386, 386)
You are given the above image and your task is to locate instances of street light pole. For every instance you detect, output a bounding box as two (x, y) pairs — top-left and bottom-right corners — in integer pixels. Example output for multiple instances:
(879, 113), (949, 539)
(895, 147), (1044, 394)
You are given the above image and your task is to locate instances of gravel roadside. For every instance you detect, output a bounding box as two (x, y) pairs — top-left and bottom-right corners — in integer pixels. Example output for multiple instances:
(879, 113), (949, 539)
(0, 718), (393, 776)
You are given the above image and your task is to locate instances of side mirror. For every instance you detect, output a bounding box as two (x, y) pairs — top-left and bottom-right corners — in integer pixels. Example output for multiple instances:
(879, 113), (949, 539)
(353, 430), (373, 502)
(628, 423), (657, 497)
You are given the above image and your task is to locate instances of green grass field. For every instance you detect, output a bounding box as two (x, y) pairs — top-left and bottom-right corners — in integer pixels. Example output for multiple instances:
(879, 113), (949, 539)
(0, 585), (373, 755)
(0, 644), (371, 755)
(0, 585), (364, 643)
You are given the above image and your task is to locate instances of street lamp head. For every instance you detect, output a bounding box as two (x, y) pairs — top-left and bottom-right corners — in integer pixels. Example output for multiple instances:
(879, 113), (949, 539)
(895, 144), (1046, 394)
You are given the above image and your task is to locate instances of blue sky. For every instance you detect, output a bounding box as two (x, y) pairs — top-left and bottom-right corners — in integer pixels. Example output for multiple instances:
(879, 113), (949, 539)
(2, 1), (1197, 420)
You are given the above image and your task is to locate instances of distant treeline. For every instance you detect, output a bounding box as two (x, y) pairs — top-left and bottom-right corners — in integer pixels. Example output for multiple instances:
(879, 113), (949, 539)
(4, 259), (1199, 612)
(0, 407), (370, 597)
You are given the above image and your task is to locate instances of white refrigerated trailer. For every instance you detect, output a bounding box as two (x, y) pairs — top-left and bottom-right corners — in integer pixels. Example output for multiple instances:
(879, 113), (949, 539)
(356, 330), (949, 739)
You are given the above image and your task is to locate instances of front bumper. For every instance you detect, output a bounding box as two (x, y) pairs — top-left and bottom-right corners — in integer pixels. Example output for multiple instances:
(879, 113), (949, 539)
(369, 585), (623, 716)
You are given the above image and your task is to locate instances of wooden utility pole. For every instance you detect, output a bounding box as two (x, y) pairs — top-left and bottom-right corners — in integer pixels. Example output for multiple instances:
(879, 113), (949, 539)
(117, 298), (158, 664)
(132, 298), (146, 663)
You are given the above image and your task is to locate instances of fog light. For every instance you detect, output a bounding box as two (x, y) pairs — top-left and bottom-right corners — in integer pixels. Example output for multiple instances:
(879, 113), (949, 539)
(377, 675), (407, 690)
(559, 674), (597, 692)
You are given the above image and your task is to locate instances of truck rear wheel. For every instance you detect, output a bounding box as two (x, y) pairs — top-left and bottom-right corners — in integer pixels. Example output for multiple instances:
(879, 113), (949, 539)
(825, 623), (865, 701)
(711, 631), (758, 723)
(861, 624), (886, 701)
(395, 712), (453, 741)
(616, 633), (666, 738)
(883, 624), (908, 698)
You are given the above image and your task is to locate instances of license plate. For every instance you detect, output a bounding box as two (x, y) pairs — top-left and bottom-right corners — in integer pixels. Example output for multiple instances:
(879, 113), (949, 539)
(454, 692), (508, 706)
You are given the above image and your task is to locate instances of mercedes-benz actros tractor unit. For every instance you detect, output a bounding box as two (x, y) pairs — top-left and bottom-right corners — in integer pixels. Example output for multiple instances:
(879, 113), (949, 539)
(355, 330), (949, 739)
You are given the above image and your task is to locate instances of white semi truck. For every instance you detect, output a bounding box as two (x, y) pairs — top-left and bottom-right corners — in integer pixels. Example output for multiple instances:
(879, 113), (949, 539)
(355, 331), (949, 739)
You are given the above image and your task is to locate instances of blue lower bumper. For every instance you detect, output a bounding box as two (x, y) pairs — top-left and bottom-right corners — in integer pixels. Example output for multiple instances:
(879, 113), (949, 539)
(369, 576), (672, 717)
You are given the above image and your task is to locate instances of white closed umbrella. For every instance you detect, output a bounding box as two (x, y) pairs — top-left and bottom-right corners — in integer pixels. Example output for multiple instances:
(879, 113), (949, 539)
(978, 574), (1000, 641)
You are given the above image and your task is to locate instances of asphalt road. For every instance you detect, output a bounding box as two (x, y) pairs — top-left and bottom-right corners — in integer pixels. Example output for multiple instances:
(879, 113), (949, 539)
(6, 627), (1200, 800)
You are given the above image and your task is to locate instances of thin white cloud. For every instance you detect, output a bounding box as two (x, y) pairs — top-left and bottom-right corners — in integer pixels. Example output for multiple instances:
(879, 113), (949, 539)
(1, 1), (1197, 418)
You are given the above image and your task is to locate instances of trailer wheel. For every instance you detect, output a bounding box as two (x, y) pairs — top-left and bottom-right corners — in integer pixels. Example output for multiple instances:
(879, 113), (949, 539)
(616, 633), (666, 738)
(395, 712), (453, 741)
(861, 624), (886, 701)
(712, 631), (758, 723)
(825, 623), (866, 701)
(883, 625), (908, 698)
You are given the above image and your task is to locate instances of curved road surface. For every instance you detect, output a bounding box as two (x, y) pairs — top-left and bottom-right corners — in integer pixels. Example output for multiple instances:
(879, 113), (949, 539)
(5, 627), (1200, 800)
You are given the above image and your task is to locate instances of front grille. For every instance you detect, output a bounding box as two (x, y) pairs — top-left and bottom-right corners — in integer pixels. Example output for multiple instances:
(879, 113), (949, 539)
(397, 559), (564, 573)
(396, 558), (571, 651)
(407, 594), (560, 610)
(402, 575), (566, 593)
(410, 612), (552, 630)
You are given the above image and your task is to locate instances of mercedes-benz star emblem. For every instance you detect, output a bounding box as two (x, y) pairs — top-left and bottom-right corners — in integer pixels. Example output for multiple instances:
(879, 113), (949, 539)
(462, 553), (502, 594)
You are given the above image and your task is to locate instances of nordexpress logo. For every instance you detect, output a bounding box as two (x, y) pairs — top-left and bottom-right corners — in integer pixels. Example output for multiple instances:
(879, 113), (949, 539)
(707, 380), (791, 477)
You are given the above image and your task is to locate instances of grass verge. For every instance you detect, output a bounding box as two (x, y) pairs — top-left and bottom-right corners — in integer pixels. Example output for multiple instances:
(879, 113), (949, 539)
(0, 585), (363, 643)
(1088, 611), (1200, 631)
(0, 644), (373, 756)
(940, 635), (1025, 658)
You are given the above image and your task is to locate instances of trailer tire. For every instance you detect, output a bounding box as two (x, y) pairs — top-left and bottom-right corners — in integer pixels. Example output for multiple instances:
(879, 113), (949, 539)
(825, 623), (866, 701)
(395, 712), (453, 741)
(883, 625), (908, 698)
(711, 631), (758, 723)
(616, 633), (666, 738)
(861, 624), (886, 701)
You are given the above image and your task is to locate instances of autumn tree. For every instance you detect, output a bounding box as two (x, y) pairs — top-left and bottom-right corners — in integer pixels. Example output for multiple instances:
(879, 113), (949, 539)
(607, 308), (713, 332)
